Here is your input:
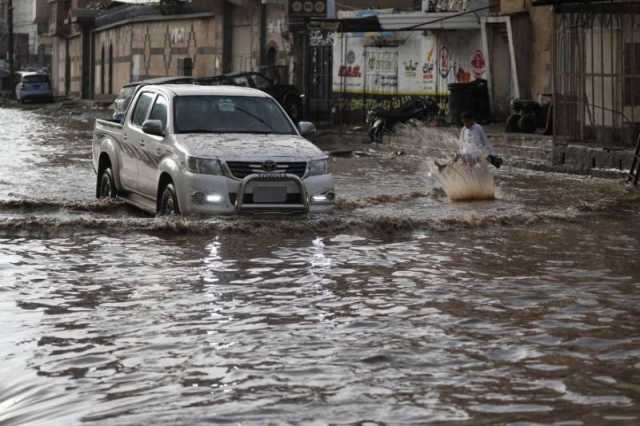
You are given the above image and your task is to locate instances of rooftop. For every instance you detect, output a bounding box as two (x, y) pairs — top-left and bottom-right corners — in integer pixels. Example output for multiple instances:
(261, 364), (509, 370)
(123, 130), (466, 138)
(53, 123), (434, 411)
(154, 84), (270, 98)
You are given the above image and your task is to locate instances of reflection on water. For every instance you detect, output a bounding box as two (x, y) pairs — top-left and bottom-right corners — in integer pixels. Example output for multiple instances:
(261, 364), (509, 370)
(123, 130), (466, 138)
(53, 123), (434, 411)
(1, 215), (640, 425)
(1, 104), (640, 425)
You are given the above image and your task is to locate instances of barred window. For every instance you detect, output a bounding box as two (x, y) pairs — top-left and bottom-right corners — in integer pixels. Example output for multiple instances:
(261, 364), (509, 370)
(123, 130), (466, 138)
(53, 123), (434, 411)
(624, 43), (640, 106)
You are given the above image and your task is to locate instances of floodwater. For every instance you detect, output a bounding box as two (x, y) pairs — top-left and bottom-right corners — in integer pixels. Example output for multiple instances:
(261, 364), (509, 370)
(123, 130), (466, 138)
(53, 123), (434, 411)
(1, 105), (640, 425)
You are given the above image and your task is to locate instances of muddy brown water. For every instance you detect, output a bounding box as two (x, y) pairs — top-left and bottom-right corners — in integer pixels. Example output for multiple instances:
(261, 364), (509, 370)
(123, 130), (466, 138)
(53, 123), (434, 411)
(1, 107), (640, 425)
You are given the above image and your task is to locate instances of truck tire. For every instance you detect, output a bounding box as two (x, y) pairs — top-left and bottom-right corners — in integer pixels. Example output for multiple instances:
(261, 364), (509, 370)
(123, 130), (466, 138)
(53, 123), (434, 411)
(97, 167), (117, 199)
(158, 183), (180, 216)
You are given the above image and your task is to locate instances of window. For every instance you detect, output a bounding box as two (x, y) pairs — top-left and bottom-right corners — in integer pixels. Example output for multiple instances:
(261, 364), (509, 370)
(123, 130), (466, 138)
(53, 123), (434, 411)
(624, 43), (640, 106)
(178, 57), (193, 77)
(108, 44), (114, 94)
(173, 96), (296, 135)
(131, 92), (154, 126)
(100, 46), (105, 95)
(148, 95), (168, 129)
(23, 75), (50, 84)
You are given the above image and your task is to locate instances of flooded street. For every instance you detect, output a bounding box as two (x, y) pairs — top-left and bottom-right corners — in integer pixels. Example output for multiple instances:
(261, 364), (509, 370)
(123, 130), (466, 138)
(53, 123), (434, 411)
(1, 105), (640, 425)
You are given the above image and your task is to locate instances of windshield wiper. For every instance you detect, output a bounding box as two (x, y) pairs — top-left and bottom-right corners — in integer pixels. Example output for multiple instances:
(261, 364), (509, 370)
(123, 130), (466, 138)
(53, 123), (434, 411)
(234, 107), (276, 132)
(178, 129), (218, 134)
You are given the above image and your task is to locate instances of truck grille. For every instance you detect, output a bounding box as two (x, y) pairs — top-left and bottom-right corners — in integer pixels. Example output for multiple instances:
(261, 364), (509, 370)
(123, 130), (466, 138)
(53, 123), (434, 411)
(226, 161), (307, 179)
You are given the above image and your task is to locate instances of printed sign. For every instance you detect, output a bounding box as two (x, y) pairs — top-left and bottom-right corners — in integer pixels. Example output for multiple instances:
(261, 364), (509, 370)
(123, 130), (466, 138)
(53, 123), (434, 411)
(364, 47), (398, 95)
(471, 49), (486, 78)
(333, 30), (483, 96)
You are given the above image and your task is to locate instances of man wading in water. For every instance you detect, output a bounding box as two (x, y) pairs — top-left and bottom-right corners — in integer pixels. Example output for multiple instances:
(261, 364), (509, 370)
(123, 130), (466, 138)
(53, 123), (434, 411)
(458, 111), (502, 167)
(432, 112), (502, 201)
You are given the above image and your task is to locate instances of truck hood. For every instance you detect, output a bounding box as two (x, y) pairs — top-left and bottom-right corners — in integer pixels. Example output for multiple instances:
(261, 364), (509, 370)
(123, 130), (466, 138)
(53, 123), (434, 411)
(175, 133), (324, 161)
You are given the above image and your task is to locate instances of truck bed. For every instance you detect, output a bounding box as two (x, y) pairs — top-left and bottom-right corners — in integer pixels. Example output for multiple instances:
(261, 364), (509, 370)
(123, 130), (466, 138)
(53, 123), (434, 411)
(95, 118), (124, 130)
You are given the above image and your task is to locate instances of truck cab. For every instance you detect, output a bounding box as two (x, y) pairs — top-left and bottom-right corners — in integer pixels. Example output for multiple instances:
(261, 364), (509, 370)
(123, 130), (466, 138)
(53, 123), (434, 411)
(92, 84), (334, 215)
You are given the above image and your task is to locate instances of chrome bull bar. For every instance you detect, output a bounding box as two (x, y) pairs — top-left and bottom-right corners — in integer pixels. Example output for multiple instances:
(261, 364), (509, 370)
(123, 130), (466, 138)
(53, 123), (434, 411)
(235, 173), (309, 212)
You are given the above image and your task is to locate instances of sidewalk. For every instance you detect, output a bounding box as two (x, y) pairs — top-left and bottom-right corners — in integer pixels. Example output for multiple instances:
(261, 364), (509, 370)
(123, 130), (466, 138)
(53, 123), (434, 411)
(316, 120), (634, 178)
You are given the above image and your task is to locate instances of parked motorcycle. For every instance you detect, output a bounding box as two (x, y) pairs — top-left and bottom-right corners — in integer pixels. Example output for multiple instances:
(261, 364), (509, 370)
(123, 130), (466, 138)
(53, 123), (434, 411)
(367, 98), (440, 143)
(505, 98), (546, 133)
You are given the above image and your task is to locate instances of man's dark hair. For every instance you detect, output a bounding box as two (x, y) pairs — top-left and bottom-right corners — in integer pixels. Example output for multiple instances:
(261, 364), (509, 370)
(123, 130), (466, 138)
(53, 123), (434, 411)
(461, 111), (473, 120)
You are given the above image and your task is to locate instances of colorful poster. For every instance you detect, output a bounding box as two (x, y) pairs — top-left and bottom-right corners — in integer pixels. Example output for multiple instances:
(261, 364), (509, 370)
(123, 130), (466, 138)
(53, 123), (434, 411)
(332, 33), (364, 93)
(332, 30), (483, 96)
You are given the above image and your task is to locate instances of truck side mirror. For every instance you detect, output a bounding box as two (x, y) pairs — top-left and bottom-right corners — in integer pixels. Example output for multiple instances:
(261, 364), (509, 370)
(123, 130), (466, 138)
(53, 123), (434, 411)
(142, 119), (165, 137)
(298, 121), (316, 139)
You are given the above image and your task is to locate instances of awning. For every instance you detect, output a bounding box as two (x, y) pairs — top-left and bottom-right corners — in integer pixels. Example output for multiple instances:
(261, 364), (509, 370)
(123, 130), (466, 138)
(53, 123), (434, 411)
(310, 7), (488, 32)
(532, 0), (615, 5)
(308, 16), (382, 33)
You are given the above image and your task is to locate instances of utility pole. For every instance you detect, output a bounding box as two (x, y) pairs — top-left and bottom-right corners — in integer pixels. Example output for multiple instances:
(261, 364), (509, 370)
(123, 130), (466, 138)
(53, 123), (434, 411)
(7, 0), (14, 95)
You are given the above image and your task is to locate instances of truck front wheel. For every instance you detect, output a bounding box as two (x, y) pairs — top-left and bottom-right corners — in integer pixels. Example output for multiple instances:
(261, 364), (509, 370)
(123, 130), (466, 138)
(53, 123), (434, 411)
(158, 183), (180, 216)
(97, 167), (117, 199)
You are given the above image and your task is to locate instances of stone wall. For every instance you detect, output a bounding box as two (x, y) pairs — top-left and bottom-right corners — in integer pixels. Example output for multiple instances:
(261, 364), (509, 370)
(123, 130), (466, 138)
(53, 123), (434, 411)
(93, 14), (220, 97)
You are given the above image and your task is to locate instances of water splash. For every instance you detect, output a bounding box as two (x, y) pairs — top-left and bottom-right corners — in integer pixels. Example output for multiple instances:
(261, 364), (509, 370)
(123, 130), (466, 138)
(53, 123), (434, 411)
(389, 123), (496, 201)
(430, 158), (496, 202)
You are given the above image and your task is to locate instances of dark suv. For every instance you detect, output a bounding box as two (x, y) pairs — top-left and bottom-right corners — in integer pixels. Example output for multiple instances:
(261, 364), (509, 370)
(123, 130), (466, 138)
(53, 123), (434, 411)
(112, 73), (304, 122)
(199, 72), (304, 122)
(112, 76), (195, 121)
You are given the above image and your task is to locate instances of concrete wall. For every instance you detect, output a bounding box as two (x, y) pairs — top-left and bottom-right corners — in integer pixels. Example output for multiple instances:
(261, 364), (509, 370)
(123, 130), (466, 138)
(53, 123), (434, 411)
(93, 15), (220, 97)
(68, 35), (82, 97)
(230, 3), (260, 72)
(12, 0), (38, 55)
(488, 131), (635, 176)
(51, 37), (64, 95)
(498, 0), (553, 100)
(529, 4), (552, 98)
(265, 3), (290, 66)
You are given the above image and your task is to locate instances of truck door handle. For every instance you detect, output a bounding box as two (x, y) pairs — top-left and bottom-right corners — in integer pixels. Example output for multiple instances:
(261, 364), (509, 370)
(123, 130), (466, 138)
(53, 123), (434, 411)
(139, 140), (145, 147)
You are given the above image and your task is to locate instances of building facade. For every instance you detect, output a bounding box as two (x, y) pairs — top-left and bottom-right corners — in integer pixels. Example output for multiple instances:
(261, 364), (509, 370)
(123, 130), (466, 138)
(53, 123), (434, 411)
(325, 0), (555, 121)
(47, 0), (294, 99)
(0, 0), (49, 69)
(541, 0), (640, 149)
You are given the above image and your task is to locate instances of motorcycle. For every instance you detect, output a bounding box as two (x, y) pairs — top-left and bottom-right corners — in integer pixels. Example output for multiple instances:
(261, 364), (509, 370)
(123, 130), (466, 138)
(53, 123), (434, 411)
(505, 98), (547, 133)
(367, 98), (440, 143)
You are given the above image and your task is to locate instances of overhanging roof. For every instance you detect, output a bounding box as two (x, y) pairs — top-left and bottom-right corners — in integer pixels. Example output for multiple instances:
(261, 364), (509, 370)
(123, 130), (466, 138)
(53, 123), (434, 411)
(310, 9), (486, 32)
(379, 11), (483, 30)
(310, 16), (382, 32)
(532, 0), (618, 5)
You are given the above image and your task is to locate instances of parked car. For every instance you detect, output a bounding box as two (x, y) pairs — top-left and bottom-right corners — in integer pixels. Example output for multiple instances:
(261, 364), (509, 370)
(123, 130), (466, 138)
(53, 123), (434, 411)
(198, 72), (304, 122)
(15, 71), (53, 103)
(112, 76), (195, 121)
(93, 84), (334, 215)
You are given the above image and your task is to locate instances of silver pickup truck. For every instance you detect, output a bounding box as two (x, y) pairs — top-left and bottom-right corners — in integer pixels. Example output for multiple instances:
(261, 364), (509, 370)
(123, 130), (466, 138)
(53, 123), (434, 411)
(92, 84), (334, 215)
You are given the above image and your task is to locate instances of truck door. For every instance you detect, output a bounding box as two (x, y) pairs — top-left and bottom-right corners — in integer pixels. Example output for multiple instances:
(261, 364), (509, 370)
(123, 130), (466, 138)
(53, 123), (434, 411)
(122, 91), (154, 193)
(138, 94), (170, 197)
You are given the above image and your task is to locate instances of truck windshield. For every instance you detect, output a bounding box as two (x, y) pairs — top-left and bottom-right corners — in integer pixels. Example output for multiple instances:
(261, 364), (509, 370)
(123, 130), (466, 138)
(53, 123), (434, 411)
(173, 96), (296, 135)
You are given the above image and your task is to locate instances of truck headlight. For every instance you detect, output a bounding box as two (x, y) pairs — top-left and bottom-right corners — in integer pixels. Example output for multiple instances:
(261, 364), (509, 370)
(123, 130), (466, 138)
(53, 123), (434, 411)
(307, 159), (328, 176)
(187, 157), (224, 175)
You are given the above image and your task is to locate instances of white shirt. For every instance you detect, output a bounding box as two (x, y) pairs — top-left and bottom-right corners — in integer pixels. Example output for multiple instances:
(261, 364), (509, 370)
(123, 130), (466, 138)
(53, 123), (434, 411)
(459, 123), (494, 157)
